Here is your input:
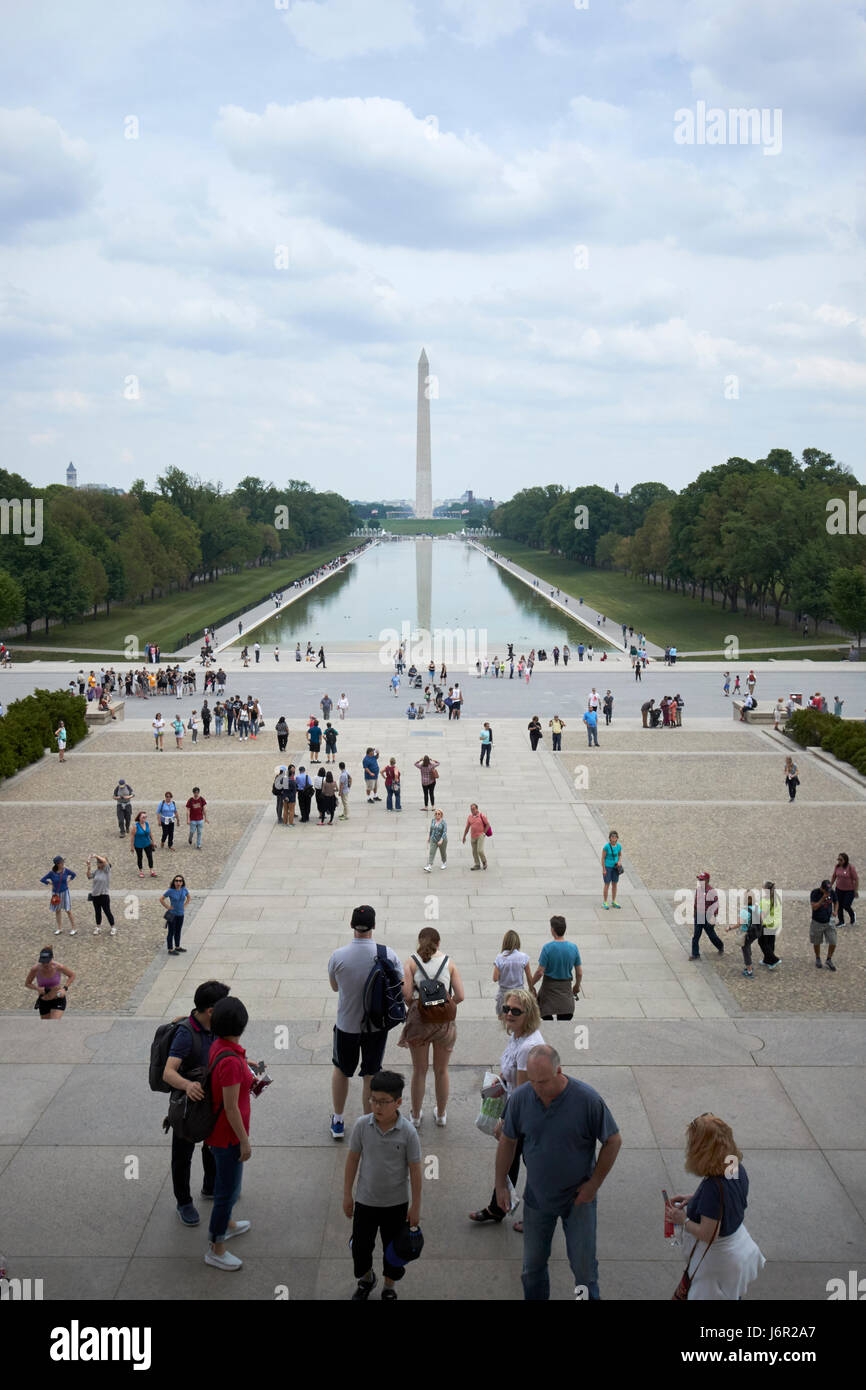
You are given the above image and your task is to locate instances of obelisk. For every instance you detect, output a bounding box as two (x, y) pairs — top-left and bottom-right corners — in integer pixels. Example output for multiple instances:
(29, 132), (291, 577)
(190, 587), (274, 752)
(415, 348), (432, 519)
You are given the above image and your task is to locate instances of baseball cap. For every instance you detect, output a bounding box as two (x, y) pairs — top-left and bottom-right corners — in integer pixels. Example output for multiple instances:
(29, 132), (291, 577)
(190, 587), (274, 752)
(696, 872), (710, 881)
(39, 948), (54, 963)
(351, 905), (376, 931)
(384, 1223), (424, 1268)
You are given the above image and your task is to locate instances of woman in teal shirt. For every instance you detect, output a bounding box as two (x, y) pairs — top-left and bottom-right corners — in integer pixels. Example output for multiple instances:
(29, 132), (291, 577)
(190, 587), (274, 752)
(160, 874), (191, 954)
(601, 830), (622, 909)
(130, 811), (157, 877)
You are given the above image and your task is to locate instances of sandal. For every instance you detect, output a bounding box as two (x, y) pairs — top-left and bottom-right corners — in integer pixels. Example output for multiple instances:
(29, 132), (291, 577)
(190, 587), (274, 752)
(512, 1220), (524, 1233)
(468, 1207), (502, 1223)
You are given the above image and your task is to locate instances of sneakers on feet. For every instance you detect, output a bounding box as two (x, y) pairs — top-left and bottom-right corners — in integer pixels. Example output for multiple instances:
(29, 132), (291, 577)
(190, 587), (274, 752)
(611, 902), (621, 909)
(205, 1247), (242, 1271)
(351, 1274), (377, 1300)
(826, 960), (837, 971)
(223, 1220), (251, 1240)
(424, 865), (432, 872)
(69, 929), (77, 936)
(109, 927), (117, 935)
(434, 1110), (446, 1126)
(410, 1111), (422, 1128)
(815, 958), (823, 968)
(381, 1287), (398, 1300)
(200, 1189), (214, 1200)
(93, 927), (101, 934)
(601, 902), (609, 910)
(54, 927), (62, 934)
(440, 862), (447, 870)
(330, 1116), (345, 1140)
(177, 1203), (200, 1226)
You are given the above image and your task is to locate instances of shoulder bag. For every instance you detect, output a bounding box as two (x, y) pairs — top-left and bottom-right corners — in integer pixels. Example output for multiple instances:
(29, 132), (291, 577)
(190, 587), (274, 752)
(672, 1178), (724, 1300)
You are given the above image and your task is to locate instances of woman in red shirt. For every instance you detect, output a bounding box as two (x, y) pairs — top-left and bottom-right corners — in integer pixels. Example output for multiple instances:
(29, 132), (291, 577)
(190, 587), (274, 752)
(830, 853), (859, 927)
(206, 996), (253, 1271)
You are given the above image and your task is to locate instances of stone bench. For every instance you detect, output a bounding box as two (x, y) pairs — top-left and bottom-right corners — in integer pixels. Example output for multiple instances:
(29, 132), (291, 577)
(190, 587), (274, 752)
(732, 700), (774, 725)
(85, 699), (125, 725)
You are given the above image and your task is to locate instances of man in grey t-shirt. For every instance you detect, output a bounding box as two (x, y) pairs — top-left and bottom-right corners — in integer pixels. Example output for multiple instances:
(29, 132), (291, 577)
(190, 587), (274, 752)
(113, 779), (134, 836)
(327, 906), (403, 1142)
(497, 1044), (621, 1301)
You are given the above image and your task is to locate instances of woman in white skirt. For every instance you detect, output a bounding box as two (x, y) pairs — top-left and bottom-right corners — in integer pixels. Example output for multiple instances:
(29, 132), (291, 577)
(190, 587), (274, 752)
(667, 1113), (765, 1300)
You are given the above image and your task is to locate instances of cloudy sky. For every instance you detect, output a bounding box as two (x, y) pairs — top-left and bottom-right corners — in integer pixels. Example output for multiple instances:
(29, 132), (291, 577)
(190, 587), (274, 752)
(2, 0), (864, 502)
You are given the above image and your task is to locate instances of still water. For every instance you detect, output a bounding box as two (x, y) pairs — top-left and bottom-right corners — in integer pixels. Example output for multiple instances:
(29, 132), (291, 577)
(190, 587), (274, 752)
(235, 539), (615, 655)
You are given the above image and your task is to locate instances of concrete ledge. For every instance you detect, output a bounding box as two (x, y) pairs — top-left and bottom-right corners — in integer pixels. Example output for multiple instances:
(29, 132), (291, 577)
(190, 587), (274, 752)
(732, 701), (774, 724)
(85, 700), (124, 725)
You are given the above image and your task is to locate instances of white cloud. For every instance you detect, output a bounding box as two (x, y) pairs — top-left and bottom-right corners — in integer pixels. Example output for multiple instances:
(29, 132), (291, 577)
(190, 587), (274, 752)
(0, 108), (97, 240)
(281, 0), (422, 59)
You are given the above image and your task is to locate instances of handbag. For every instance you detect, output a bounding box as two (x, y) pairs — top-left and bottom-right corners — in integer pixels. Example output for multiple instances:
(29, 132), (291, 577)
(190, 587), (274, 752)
(672, 1178), (724, 1300)
(475, 1071), (507, 1136)
(483, 815), (493, 838)
(431, 767), (439, 781)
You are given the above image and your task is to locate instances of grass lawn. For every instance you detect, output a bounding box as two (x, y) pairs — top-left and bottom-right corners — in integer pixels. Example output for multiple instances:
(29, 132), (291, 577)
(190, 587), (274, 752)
(489, 542), (851, 656)
(12, 538), (356, 656)
(370, 519), (467, 535)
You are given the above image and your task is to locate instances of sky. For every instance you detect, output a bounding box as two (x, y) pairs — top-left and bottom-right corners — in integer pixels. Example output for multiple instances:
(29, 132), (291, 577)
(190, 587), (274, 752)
(1, 0), (864, 503)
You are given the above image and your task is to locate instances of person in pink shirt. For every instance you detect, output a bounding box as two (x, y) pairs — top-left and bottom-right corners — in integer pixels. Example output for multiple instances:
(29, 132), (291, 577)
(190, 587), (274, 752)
(462, 803), (490, 871)
(830, 853), (859, 926)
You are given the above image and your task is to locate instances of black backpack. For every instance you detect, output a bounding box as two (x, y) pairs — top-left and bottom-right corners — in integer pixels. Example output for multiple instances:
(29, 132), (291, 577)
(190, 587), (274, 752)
(361, 944), (407, 1034)
(163, 1048), (236, 1144)
(412, 954), (455, 1023)
(149, 1017), (202, 1093)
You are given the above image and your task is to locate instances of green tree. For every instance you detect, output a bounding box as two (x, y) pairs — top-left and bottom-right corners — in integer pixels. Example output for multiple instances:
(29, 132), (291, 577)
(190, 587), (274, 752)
(829, 568), (866, 649)
(0, 568), (24, 629)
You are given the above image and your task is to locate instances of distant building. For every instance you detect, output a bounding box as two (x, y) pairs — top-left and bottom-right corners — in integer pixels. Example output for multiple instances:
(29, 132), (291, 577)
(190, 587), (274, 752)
(66, 462), (77, 488)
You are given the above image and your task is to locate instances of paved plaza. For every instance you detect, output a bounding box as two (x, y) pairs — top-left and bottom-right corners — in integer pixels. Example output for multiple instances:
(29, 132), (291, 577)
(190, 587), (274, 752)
(1, 690), (865, 1302)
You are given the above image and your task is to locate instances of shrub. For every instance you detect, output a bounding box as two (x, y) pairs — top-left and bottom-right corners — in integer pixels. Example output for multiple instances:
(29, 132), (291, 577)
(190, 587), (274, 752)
(786, 708), (866, 776)
(0, 689), (88, 782)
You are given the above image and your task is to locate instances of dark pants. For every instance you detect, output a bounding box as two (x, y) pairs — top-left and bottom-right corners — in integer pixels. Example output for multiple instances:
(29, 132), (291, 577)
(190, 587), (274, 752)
(160, 821), (175, 848)
(758, 931), (780, 965)
(836, 889), (856, 924)
(422, 783), (436, 807)
(489, 1136), (523, 1218)
(480, 744), (491, 765)
(209, 1144), (243, 1243)
(166, 914), (184, 950)
(171, 1132), (215, 1206)
(351, 1201), (408, 1281)
(92, 894), (114, 926)
(741, 924), (761, 968)
(116, 803), (132, 834)
(277, 734), (288, 751)
(786, 777), (798, 800)
(551, 733), (561, 751)
(604, 710), (612, 725)
(691, 919), (724, 957)
(135, 845), (154, 870)
(298, 790), (313, 822)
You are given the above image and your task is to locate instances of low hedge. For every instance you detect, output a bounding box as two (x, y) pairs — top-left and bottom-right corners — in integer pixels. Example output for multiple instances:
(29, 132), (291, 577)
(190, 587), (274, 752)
(785, 707), (866, 777)
(0, 688), (88, 781)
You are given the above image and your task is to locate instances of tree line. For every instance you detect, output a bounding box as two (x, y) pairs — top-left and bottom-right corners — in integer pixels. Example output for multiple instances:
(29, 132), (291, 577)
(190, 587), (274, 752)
(489, 448), (866, 640)
(0, 468), (356, 636)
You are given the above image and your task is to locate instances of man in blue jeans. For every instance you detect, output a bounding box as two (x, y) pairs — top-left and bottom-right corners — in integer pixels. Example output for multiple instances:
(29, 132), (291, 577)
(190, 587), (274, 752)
(582, 707), (599, 747)
(690, 871), (724, 960)
(496, 1045), (621, 1301)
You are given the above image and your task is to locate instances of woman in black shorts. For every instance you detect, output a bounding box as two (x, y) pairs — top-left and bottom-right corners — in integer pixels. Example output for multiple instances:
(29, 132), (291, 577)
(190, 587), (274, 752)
(25, 947), (75, 1020)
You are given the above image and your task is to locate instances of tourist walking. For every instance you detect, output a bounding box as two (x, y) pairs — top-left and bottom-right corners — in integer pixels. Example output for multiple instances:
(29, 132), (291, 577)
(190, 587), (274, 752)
(493, 931), (534, 1015)
(583, 705), (599, 747)
(114, 778), (134, 836)
(548, 715), (565, 751)
(497, 1044), (621, 1300)
(479, 722), (492, 765)
(328, 905), (404, 1138)
(424, 808), (447, 870)
(602, 691), (613, 725)
(362, 747), (381, 801)
(319, 771), (338, 824)
(171, 714), (185, 749)
(321, 694), (333, 722)
(729, 891), (761, 977)
(383, 757), (402, 812)
(157, 792), (178, 849)
(414, 754), (439, 808)
(601, 831), (622, 909)
(469, 988), (545, 1227)
(757, 881), (782, 968)
(399, 927), (464, 1126)
(41, 856), (77, 935)
(295, 766), (314, 822)
(665, 1114), (764, 1300)
(531, 916), (582, 1019)
(186, 786), (208, 848)
(343, 1069), (422, 1302)
(830, 852), (858, 925)
(131, 810), (157, 877)
(773, 698), (786, 730)
(275, 715), (289, 752)
(528, 715), (543, 750)
(324, 722), (338, 764)
(689, 871), (724, 958)
(809, 880), (837, 971)
(272, 766), (291, 824)
(86, 854), (115, 934)
(463, 802), (490, 870)
(152, 713), (165, 751)
(784, 755), (799, 801)
(205, 996), (255, 1271)
(317, 646), (326, 669)
(338, 762), (351, 819)
(26, 946), (74, 1019)
(54, 720), (67, 762)
(161, 874), (191, 955)
(162, 981), (231, 1226)
(337, 692), (349, 719)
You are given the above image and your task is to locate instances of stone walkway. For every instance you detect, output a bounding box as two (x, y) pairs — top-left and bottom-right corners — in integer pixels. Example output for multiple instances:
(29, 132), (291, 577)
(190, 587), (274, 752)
(1, 715), (864, 1300)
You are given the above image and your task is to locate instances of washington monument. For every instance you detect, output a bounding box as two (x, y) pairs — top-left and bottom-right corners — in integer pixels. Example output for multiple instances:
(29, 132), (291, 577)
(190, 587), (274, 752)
(415, 348), (433, 519)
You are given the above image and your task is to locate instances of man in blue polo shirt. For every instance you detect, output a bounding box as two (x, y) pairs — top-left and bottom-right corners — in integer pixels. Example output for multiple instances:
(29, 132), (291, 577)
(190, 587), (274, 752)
(582, 706), (599, 747)
(496, 1044), (621, 1301)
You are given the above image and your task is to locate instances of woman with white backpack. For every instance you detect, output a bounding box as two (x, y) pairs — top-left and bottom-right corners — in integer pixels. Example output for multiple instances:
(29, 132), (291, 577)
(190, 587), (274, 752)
(399, 928), (465, 1129)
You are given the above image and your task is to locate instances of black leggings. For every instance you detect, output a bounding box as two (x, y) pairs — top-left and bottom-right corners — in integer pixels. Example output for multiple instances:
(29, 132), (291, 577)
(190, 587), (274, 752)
(92, 894), (115, 926)
(836, 890), (856, 924)
(757, 931), (780, 965)
(160, 821), (175, 848)
(422, 783), (436, 807)
(135, 845), (154, 870)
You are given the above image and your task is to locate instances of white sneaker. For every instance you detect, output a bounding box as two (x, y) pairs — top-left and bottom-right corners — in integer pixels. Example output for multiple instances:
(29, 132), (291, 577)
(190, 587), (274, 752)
(434, 1110), (447, 1127)
(109, 927), (117, 936)
(93, 927), (100, 935)
(69, 929), (77, 936)
(223, 1220), (251, 1240)
(54, 928), (62, 935)
(205, 1247), (243, 1270)
(440, 862), (447, 870)
(410, 1111), (422, 1128)
(424, 865), (432, 872)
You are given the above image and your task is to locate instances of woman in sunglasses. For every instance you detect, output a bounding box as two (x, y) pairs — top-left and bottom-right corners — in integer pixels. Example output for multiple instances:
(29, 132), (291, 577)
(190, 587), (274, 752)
(469, 987), (545, 1230)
